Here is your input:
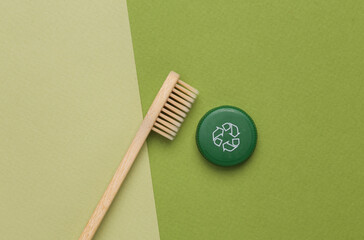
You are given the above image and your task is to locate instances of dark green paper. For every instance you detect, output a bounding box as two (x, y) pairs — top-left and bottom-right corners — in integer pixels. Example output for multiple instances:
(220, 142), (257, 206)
(127, 0), (364, 239)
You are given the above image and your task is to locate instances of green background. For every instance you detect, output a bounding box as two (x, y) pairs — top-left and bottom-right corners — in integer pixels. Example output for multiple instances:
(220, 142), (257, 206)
(127, 0), (364, 239)
(0, 1), (159, 239)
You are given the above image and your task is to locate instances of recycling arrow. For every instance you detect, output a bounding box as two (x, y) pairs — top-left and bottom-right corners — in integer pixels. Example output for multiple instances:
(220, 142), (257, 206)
(212, 122), (240, 152)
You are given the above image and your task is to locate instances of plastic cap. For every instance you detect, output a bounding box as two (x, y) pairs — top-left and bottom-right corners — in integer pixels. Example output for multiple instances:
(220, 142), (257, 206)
(196, 106), (257, 166)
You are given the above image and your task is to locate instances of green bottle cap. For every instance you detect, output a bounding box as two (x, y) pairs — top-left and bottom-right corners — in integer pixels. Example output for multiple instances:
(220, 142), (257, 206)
(196, 106), (257, 167)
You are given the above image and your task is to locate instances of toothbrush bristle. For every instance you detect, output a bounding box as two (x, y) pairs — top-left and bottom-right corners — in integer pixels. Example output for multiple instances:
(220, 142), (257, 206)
(152, 78), (198, 140)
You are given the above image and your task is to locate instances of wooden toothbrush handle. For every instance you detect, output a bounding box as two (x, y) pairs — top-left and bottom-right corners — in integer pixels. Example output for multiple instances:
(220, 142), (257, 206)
(79, 119), (151, 240)
(79, 72), (179, 240)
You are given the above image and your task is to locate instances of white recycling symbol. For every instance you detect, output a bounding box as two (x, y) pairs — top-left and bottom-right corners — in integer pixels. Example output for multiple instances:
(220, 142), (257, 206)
(212, 122), (240, 152)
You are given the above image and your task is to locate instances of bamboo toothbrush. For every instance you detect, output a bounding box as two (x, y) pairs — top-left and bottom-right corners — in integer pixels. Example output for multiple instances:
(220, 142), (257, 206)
(79, 71), (198, 240)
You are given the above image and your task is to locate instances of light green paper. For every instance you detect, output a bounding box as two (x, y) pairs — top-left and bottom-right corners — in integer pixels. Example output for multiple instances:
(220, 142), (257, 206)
(0, 1), (159, 239)
(127, 0), (364, 239)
